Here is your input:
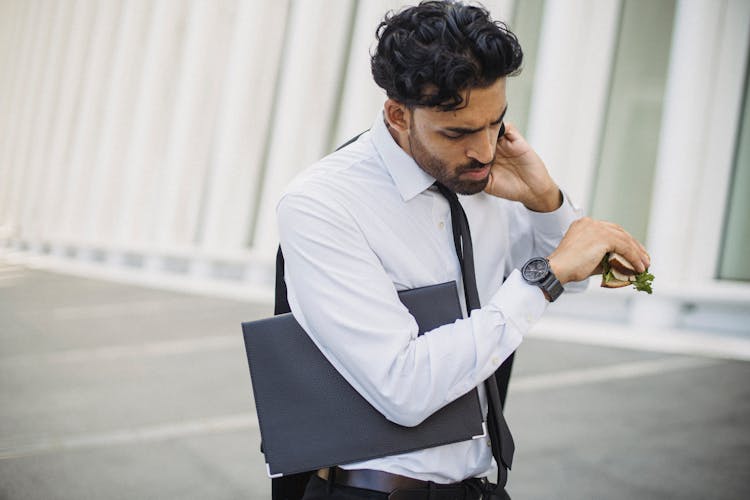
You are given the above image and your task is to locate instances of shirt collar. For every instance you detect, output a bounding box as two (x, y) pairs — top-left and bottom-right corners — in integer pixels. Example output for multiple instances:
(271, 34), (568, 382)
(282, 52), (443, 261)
(371, 111), (436, 202)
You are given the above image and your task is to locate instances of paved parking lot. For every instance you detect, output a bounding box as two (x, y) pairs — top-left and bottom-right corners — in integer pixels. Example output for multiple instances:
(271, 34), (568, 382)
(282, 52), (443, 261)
(1, 261), (748, 499)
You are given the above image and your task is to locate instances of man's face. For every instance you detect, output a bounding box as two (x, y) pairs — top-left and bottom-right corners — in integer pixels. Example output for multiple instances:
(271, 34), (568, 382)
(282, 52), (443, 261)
(406, 78), (507, 195)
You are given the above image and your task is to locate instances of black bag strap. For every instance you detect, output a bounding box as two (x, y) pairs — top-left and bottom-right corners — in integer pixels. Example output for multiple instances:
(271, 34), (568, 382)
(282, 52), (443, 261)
(274, 246), (290, 315)
(270, 247), (308, 499)
(273, 129), (369, 316)
(270, 131), (367, 500)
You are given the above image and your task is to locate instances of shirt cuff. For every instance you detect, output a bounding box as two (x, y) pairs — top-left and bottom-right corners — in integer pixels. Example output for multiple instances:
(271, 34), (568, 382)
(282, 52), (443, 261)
(526, 189), (582, 235)
(486, 269), (548, 334)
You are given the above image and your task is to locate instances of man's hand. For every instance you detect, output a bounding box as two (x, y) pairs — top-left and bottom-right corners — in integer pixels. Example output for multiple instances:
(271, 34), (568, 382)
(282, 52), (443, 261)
(547, 217), (651, 285)
(484, 122), (561, 212)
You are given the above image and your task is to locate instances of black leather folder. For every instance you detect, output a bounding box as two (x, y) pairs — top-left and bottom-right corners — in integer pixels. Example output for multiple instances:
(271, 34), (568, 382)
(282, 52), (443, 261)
(241, 281), (485, 477)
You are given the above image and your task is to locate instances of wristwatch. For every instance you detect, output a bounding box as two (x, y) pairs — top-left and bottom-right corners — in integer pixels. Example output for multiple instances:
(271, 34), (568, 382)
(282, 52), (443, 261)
(521, 257), (564, 302)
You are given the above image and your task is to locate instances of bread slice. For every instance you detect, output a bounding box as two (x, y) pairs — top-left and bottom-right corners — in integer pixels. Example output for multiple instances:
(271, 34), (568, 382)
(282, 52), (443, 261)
(608, 252), (636, 276)
(601, 277), (630, 288)
(601, 252), (654, 294)
(602, 252), (637, 288)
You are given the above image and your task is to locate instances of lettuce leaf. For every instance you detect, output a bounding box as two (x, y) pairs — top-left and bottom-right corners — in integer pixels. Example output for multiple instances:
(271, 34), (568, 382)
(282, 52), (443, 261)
(601, 256), (615, 282)
(601, 254), (654, 294)
(633, 271), (655, 294)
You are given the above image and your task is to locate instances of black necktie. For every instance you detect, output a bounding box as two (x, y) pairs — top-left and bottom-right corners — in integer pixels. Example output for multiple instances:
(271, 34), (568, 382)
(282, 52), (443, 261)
(434, 182), (515, 487)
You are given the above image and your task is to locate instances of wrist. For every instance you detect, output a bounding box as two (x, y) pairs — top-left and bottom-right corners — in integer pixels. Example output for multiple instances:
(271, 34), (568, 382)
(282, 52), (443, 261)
(547, 254), (570, 285)
(524, 186), (562, 213)
(521, 257), (564, 303)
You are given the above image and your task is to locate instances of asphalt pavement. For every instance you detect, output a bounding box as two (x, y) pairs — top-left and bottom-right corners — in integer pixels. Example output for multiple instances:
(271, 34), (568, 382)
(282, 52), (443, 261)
(1, 260), (748, 499)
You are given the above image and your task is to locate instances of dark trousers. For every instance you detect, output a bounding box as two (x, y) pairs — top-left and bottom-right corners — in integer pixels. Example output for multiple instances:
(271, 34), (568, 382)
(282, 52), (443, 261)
(303, 475), (387, 499)
(301, 474), (511, 500)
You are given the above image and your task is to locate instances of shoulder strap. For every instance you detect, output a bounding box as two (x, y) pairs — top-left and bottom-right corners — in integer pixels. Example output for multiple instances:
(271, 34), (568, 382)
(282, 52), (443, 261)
(272, 248), (309, 499)
(270, 130), (367, 500)
(274, 246), (291, 315)
(273, 129), (369, 317)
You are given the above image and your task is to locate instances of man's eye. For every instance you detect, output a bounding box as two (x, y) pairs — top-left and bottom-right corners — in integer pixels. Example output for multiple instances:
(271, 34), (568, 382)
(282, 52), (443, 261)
(444, 133), (464, 140)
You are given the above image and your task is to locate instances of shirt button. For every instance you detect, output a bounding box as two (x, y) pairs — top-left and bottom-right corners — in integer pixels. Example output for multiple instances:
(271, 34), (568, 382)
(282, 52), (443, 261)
(487, 439), (492, 447)
(437, 221), (445, 230)
(492, 356), (500, 365)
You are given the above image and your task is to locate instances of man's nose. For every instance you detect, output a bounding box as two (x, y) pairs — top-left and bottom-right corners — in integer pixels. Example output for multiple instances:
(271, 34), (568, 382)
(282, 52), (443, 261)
(466, 130), (495, 164)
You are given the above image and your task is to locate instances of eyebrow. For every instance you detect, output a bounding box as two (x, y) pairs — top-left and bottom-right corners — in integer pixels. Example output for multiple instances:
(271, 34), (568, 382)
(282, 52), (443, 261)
(443, 105), (508, 134)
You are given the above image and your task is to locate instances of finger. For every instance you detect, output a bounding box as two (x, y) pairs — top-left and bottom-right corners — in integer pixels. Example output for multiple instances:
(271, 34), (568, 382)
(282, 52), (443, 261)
(601, 220), (628, 235)
(611, 237), (649, 273)
(620, 233), (650, 269)
(637, 242), (650, 267)
(599, 221), (650, 270)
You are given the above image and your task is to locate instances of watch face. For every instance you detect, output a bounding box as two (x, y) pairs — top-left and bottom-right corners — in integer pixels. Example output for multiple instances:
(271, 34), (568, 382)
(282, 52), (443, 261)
(523, 258), (549, 283)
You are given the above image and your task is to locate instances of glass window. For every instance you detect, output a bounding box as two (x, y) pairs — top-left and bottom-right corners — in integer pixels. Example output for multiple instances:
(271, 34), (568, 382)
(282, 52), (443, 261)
(589, 0), (676, 243)
(718, 59), (750, 281)
(505, 0), (545, 136)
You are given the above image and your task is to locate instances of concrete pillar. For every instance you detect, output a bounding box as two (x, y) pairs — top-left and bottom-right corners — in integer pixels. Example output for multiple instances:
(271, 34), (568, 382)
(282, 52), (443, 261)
(330, 0), (400, 149)
(40, 0), (99, 241)
(641, 0), (744, 285)
(114, 0), (187, 248)
(251, 0), (357, 257)
(526, 0), (620, 207)
(20, 1), (74, 242)
(58, 0), (123, 242)
(0, 0), (26, 228)
(682, 0), (750, 281)
(198, 1), (289, 255)
(151, 0), (236, 249)
(630, 0), (750, 326)
(82, 1), (153, 244)
(485, 0), (517, 23)
(3, 0), (48, 235)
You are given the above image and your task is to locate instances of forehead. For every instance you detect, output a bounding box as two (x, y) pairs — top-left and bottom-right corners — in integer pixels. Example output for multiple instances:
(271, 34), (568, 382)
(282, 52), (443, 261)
(416, 78), (507, 127)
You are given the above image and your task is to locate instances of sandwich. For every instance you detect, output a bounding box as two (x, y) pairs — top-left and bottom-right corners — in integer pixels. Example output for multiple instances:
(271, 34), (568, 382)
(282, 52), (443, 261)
(601, 252), (654, 294)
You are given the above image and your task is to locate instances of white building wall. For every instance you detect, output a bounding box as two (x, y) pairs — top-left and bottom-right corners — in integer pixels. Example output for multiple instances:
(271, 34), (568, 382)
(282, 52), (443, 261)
(0, 0), (748, 330)
(251, 0), (357, 258)
(114, 0), (189, 251)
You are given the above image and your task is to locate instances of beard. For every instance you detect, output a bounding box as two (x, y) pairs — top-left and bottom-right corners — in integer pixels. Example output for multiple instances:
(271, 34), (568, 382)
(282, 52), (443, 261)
(408, 128), (492, 195)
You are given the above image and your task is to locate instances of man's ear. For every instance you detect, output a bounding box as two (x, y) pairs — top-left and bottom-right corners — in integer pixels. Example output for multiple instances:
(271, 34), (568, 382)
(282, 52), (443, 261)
(383, 99), (411, 133)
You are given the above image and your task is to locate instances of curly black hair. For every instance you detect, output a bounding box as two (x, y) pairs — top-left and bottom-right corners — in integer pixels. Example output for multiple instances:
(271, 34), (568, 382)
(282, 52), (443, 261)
(371, 0), (523, 110)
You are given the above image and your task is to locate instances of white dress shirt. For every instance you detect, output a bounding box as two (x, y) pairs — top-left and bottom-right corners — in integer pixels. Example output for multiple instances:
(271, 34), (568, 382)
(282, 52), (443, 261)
(276, 112), (583, 483)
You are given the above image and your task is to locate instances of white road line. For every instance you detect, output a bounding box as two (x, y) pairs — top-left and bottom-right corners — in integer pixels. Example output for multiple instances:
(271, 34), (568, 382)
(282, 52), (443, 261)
(47, 299), (208, 321)
(2, 335), (242, 365)
(1, 335), (241, 367)
(0, 356), (718, 459)
(0, 272), (24, 280)
(0, 266), (25, 275)
(511, 356), (718, 393)
(0, 265), (25, 282)
(0, 276), (24, 286)
(0, 413), (259, 460)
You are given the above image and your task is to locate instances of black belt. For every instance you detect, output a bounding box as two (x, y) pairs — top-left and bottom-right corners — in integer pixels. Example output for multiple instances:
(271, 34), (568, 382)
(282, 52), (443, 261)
(317, 467), (493, 500)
